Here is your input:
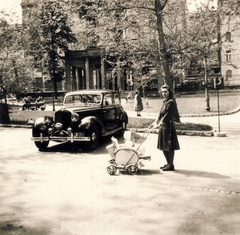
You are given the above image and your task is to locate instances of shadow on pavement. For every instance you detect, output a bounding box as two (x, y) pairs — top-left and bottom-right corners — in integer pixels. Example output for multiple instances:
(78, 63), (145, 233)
(173, 169), (230, 179)
(116, 169), (161, 176)
(39, 135), (115, 154)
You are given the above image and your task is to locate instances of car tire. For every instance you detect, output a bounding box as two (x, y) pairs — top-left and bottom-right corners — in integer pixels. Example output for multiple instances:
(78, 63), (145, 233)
(87, 125), (100, 150)
(34, 141), (49, 150)
(32, 129), (49, 151)
(118, 120), (127, 137)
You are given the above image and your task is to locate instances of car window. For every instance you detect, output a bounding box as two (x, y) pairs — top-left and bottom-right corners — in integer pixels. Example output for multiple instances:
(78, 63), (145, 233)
(91, 95), (102, 105)
(103, 94), (113, 106)
(64, 94), (101, 106)
(65, 95), (80, 104)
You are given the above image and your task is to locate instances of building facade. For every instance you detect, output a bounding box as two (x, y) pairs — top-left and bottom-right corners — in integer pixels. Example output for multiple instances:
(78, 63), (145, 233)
(220, 12), (240, 87)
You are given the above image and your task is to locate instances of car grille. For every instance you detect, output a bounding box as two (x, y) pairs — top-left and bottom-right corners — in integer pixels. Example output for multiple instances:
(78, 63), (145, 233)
(55, 110), (72, 130)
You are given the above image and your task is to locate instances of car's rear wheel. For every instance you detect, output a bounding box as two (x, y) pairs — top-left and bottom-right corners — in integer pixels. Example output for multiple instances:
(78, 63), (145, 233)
(118, 120), (127, 137)
(87, 125), (100, 150)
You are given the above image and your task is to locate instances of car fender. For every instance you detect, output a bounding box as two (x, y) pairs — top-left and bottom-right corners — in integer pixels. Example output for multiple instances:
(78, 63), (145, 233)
(79, 116), (103, 130)
(120, 110), (128, 124)
(32, 117), (50, 138)
(33, 117), (48, 131)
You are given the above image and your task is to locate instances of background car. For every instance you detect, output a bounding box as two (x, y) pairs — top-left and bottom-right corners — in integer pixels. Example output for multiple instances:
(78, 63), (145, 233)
(31, 90), (128, 151)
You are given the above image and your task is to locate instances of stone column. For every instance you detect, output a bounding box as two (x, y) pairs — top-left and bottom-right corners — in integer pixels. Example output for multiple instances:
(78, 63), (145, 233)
(101, 57), (106, 89)
(85, 57), (90, 89)
(72, 67), (77, 91)
(65, 63), (72, 92)
(117, 57), (121, 90)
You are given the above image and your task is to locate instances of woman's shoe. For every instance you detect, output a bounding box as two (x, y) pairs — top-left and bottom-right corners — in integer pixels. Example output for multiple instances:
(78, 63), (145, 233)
(160, 164), (168, 169)
(162, 165), (175, 171)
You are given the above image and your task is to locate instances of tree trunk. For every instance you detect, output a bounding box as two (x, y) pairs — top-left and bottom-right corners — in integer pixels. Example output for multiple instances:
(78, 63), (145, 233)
(53, 71), (58, 99)
(155, 0), (172, 88)
(155, 0), (181, 122)
(0, 103), (10, 124)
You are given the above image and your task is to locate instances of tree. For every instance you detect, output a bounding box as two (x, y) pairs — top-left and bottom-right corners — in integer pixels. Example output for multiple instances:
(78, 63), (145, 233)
(25, 0), (77, 99)
(72, 0), (240, 117)
(0, 19), (35, 123)
(75, 0), (182, 120)
(0, 19), (35, 96)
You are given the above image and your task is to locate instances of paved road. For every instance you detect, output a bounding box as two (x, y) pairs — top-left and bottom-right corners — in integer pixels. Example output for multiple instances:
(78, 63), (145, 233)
(0, 111), (240, 235)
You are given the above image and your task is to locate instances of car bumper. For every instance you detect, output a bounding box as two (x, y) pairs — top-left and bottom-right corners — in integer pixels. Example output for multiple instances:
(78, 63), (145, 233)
(31, 134), (90, 143)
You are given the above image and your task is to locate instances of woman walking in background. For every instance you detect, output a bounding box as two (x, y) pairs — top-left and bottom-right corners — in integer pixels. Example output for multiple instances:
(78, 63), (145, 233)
(134, 90), (143, 116)
(149, 85), (180, 171)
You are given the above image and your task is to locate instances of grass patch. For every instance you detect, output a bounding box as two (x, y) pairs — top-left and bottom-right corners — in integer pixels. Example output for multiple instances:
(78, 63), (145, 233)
(128, 117), (212, 131)
(123, 91), (240, 115)
(9, 108), (55, 125)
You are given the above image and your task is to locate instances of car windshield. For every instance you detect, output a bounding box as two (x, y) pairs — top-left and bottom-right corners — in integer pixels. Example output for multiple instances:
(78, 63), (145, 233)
(64, 94), (102, 106)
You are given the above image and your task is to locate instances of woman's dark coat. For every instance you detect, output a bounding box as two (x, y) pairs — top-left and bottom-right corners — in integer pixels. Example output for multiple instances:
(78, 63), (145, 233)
(157, 98), (180, 151)
(134, 94), (143, 111)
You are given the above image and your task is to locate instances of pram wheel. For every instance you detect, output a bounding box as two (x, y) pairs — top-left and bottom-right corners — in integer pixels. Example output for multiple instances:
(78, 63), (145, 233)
(107, 164), (117, 175)
(127, 164), (138, 175)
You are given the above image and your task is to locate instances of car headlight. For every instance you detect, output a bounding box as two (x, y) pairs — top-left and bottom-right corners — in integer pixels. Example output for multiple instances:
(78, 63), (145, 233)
(44, 114), (53, 124)
(67, 127), (72, 134)
(71, 112), (79, 122)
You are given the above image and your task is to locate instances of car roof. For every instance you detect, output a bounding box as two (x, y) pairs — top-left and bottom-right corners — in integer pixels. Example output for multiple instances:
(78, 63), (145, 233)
(65, 89), (116, 96)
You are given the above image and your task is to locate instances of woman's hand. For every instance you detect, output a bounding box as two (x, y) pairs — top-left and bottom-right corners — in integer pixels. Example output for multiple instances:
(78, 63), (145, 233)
(149, 121), (158, 129)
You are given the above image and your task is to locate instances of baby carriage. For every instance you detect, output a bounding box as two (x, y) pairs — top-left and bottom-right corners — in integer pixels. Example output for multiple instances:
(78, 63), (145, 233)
(106, 128), (151, 175)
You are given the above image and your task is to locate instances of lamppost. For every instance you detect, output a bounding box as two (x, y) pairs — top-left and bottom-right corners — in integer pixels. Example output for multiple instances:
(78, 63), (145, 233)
(49, 59), (55, 111)
(204, 55), (210, 111)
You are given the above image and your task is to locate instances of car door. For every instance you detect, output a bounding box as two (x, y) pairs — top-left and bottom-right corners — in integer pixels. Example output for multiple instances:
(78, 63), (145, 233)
(102, 93), (117, 130)
(113, 92), (122, 126)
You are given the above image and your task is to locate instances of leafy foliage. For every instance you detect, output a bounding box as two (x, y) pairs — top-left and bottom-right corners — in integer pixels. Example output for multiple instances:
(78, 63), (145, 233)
(0, 19), (35, 99)
(71, 0), (240, 89)
(24, 0), (77, 97)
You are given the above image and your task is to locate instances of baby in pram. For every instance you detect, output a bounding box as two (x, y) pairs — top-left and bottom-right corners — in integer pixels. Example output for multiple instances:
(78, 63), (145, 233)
(106, 130), (151, 175)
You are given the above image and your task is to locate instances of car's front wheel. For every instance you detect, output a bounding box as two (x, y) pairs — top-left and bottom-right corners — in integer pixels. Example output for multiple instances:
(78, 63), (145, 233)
(34, 140), (49, 150)
(87, 125), (100, 150)
(33, 129), (49, 151)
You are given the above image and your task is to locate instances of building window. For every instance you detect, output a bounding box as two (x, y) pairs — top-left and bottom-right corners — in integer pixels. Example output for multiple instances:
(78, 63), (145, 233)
(226, 70), (232, 81)
(226, 50), (231, 62)
(226, 32), (231, 41)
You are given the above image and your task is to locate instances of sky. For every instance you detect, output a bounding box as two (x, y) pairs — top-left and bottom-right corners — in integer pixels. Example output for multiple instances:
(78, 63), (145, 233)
(188, 0), (217, 11)
(0, 0), (22, 24)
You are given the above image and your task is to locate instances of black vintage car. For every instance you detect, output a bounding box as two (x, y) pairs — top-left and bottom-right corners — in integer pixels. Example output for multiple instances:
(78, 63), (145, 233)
(31, 90), (128, 151)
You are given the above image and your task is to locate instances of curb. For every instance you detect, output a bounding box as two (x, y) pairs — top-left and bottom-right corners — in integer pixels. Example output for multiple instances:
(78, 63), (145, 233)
(0, 124), (32, 128)
(127, 128), (214, 137)
(179, 106), (240, 118)
(0, 123), (214, 137)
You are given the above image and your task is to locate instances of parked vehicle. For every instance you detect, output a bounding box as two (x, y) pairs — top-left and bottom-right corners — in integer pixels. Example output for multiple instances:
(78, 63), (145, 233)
(31, 90), (128, 151)
(22, 96), (46, 111)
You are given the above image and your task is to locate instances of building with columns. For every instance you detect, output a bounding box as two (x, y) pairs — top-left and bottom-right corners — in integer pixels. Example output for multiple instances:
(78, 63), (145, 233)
(21, 0), (137, 93)
(22, 0), (240, 93)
